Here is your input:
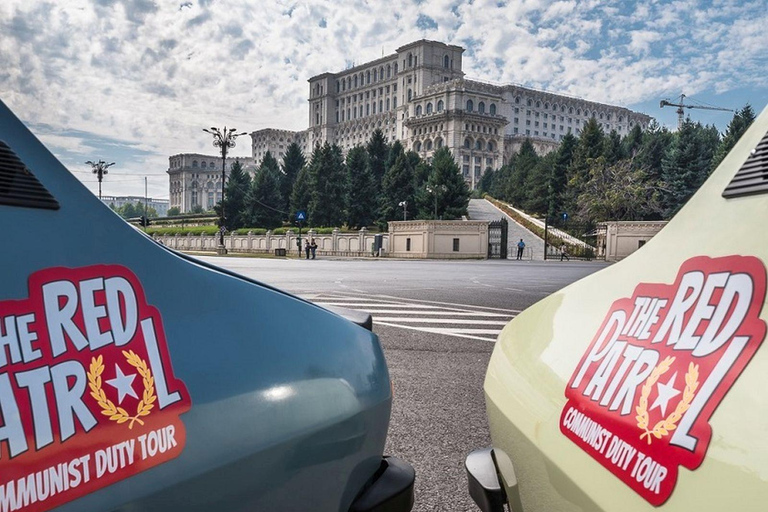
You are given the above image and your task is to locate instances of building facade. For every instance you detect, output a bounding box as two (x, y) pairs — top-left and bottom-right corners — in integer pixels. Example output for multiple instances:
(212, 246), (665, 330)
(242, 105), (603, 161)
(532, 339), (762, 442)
(167, 154), (256, 213)
(251, 40), (652, 189)
(172, 39), (653, 208)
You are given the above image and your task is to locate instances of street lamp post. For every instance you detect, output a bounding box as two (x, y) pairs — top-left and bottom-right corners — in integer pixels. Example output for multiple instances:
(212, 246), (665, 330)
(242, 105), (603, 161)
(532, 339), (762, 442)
(85, 160), (115, 200)
(398, 201), (408, 221)
(426, 184), (447, 220)
(203, 126), (247, 254)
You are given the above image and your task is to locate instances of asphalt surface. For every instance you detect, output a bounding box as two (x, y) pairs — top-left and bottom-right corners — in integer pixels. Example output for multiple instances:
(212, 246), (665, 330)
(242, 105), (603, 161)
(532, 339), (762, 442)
(197, 255), (609, 511)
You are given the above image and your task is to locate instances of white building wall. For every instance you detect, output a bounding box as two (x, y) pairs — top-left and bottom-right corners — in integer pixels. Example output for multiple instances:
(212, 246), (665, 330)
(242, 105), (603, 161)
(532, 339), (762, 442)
(167, 154), (256, 213)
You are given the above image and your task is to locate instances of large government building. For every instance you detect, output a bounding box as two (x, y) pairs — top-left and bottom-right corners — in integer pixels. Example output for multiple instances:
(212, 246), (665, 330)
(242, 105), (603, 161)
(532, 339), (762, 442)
(169, 40), (652, 213)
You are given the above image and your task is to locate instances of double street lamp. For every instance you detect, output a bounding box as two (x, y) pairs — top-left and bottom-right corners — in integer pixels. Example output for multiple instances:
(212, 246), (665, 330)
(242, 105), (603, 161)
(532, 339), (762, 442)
(398, 201), (408, 221)
(426, 184), (447, 220)
(85, 160), (115, 200)
(203, 126), (247, 253)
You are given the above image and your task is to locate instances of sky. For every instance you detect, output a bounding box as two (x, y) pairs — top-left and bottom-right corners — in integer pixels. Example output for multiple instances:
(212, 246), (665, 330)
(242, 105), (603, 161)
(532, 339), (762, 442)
(1, 0), (766, 200)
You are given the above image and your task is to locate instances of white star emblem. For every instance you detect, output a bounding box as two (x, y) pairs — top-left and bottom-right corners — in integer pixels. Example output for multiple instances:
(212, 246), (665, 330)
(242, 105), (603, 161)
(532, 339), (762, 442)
(106, 364), (139, 404)
(650, 371), (681, 416)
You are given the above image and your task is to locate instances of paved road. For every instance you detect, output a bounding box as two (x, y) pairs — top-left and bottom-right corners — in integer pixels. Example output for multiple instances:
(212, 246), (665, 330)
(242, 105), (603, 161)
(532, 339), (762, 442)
(197, 255), (608, 511)
(468, 198), (545, 260)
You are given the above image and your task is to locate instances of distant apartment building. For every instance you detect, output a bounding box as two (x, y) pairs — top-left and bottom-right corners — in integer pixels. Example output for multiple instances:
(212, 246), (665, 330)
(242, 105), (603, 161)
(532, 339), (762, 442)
(171, 39), (652, 208)
(102, 195), (170, 217)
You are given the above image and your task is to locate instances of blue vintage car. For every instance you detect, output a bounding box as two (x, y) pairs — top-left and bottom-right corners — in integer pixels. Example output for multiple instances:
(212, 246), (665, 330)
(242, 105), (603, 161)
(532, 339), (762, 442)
(0, 99), (414, 512)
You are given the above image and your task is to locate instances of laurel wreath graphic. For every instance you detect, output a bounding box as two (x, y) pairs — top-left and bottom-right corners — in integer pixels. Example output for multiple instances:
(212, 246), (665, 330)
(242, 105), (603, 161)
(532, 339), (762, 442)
(635, 356), (699, 444)
(88, 351), (157, 429)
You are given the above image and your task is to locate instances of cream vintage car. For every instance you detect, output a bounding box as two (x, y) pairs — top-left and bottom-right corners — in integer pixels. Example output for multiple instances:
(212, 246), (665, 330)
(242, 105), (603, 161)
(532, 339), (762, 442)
(466, 103), (768, 511)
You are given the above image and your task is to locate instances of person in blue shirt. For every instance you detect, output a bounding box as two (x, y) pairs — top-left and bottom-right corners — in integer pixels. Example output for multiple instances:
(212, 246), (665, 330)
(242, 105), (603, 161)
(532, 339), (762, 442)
(516, 239), (525, 260)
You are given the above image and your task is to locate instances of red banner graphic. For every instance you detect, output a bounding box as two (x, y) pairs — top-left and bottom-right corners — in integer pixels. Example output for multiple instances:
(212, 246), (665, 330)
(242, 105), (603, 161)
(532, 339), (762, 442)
(0, 265), (191, 512)
(561, 255), (766, 505)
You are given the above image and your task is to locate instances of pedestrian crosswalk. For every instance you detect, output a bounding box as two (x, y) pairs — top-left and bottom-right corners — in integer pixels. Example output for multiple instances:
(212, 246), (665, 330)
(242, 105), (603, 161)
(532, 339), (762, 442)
(303, 292), (519, 342)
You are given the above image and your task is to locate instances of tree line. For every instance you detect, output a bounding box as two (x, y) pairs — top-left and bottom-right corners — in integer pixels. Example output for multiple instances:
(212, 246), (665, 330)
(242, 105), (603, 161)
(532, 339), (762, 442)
(479, 105), (756, 227)
(217, 129), (471, 230)
(110, 202), (158, 219)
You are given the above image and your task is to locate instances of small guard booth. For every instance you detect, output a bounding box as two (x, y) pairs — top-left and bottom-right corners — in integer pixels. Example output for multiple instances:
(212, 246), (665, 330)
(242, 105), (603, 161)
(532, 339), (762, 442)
(387, 220), (489, 259)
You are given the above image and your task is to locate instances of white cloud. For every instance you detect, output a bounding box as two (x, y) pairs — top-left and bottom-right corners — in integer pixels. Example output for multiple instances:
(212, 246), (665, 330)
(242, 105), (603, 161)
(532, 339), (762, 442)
(0, 0), (766, 197)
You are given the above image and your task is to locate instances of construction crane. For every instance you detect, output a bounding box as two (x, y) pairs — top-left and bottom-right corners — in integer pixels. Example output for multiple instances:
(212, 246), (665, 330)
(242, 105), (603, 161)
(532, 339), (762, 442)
(660, 94), (734, 130)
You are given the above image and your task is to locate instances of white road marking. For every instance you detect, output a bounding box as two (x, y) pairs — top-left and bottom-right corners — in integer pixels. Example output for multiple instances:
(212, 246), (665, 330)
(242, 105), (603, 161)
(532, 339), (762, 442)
(316, 303), (455, 309)
(306, 292), (515, 343)
(373, 318), (509, 325)
(320, 309), (510, 317)
(374, 321), (498, 342)
(322, 292), (521, 313)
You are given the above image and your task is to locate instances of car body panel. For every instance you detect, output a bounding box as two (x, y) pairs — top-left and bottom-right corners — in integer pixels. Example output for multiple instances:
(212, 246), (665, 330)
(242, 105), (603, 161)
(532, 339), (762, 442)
(483, 104), (768, 511)
(0, 100), (400, 511)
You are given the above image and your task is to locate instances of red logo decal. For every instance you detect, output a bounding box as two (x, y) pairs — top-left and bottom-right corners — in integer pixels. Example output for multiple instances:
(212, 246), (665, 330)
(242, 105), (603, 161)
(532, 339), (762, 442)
(561, 256), (766, 505)
(0, 265), (191, 512)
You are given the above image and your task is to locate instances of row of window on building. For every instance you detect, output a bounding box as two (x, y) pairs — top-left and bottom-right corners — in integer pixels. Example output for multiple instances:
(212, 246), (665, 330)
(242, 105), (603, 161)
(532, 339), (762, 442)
(511, 97), (642, 126)
(179, 160), (219, 169)
(332, 52), (453, 96)
(512, 127), (573, 140)
(337, 96), (398, 122)
(336, 62), (398, 94)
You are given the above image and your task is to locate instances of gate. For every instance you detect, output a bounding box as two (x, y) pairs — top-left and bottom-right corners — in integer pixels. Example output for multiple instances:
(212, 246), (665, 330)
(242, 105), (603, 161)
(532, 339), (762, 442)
(488, 218), (508, 259)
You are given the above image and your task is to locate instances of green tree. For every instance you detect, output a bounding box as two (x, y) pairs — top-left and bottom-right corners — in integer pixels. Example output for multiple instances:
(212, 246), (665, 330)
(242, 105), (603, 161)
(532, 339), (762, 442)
(566, 118), (605, 219)
(660, 120), (719, 217)
(621, 124), (644, 158)
(385, 140), (405, 173)
(309, 143), (347, 227)
(190, 204), (205, 214)
(603, 130), (623, 165)
(505, 139), (539, 206)
(167, 206), (181, 216)
(416, 147), (470, 219)
(281, 143), (306, 218)
(366, 129), (389, 192)
(143, 204), (159, 218)
(550, 133), (577, 219)
(486, 164), (512, 201)
(214, 160), (251, 230)
(477, 168), (496, 195)
(290, 165), (312, 222)
(578, 158), (662, 221)
(243, 156), (284, 229)
(636, 122), (673, 183)
(379, 152), (415, 227)
(121, 202), (137, 219)
(523, 152), (557, 215)
(711, 104), (756, 170)
(413, 159), (432, 190)
(345, 147), (376, 228)
(260, 151), (280, 178)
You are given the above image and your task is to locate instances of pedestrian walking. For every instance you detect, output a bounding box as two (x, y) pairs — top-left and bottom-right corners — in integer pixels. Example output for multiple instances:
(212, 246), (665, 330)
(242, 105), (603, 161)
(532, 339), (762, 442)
(310, 238), (317, 259)
(516, 239), (525, 260)
(560, 245), (570, 261)
(305, 239), (311, 260)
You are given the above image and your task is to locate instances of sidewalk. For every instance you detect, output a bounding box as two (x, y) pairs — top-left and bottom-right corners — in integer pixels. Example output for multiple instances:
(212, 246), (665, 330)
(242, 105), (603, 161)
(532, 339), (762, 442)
(468, 198), (544, 260)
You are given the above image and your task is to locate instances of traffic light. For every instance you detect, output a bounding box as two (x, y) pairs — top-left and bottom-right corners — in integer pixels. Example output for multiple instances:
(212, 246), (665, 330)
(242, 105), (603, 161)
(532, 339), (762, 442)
(140, 216), (151, 227)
